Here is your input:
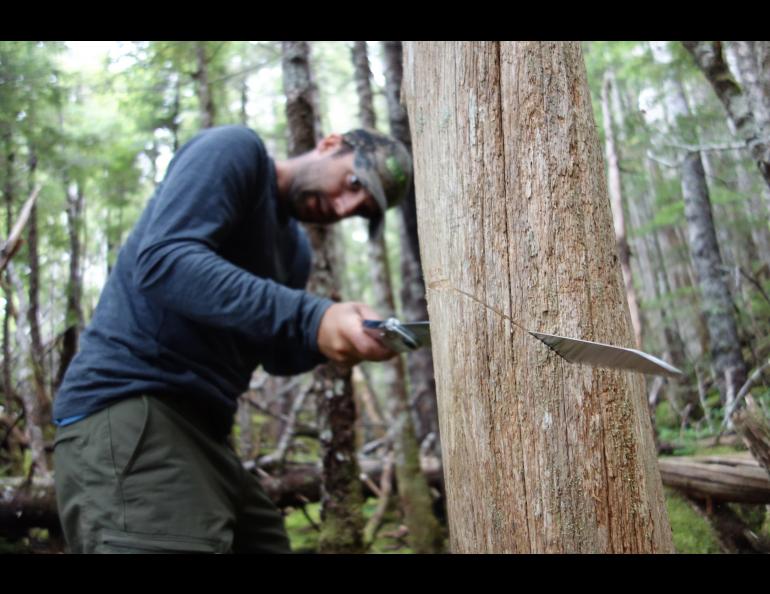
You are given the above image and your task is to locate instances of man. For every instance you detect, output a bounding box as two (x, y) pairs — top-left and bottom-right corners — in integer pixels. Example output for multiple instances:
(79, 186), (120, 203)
(52, 124), (412, 553)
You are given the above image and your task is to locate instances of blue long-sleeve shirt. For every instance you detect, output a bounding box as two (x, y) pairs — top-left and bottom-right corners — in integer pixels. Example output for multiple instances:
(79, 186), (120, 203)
(53, 126), (333, 434)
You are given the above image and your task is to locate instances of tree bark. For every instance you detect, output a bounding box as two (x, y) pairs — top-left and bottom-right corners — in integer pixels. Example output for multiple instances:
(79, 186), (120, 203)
(726, 41), (770, 169)
(193, 42), (216, 129)
(239, 76), (249, 126)
(733, 148), (770, 271)
(681, 151), (748, 401)
(682, 41), (770, 190)
(2, 129), (15, 414)
(55, 179), (84, 391)
(282, 40), (364, 554)
(601, 70), (643, 347)
(402, 41), (673, 553)
(24, 143), (49, 426)
(352, 39), (443, 553)
(382, 40), (440, 447)
(351, 42), (377, 130)
(6, 261), (49, 478)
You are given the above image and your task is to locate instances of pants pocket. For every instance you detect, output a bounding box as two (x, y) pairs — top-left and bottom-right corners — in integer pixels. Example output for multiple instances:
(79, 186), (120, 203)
(107, 396), (151, 479)
(99, 528), (225, 554)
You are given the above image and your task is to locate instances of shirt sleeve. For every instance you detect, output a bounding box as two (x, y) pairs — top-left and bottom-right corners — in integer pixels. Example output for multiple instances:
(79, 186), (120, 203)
(133, 126), (333, 359)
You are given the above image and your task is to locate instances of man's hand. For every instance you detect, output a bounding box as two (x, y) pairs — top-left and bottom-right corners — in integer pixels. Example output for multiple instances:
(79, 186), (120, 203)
(317, 302), (395, 366)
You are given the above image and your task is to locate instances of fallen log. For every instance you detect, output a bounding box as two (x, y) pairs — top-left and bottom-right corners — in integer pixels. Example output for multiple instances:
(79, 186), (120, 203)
(658, 453), (770, 504)
(0, 456), (444, 534)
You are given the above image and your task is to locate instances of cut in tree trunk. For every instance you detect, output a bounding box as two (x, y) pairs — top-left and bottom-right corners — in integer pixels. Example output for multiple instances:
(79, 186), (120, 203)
(402, 41), (673, 553)
(382, 40), (440, 448)
(352, 39), (443, 553)
(282, 40), (364, 554)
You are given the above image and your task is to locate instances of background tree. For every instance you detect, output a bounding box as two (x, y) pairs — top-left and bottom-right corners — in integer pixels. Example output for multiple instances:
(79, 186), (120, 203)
(282, 40), (365, 554)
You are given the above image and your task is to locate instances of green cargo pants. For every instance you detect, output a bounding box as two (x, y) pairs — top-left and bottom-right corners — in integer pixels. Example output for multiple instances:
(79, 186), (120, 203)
(52, 394), (291, 554)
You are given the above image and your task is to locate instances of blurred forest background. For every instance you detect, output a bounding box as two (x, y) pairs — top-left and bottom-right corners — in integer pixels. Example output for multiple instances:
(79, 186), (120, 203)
(1, 41), (769, 554)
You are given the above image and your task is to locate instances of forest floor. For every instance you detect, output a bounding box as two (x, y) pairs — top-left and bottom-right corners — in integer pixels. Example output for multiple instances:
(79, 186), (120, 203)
(2, 436), (767, 553)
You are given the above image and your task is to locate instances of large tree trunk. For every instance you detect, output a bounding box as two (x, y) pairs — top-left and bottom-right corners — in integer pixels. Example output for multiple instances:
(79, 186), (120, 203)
(381, 40), (440, 448)
(352, 40), (443, 553)
(402, 41), (673, 553)
(282, 40), (364, 554)
(601, 70), (643, 347)
(682, 41), (770, 191)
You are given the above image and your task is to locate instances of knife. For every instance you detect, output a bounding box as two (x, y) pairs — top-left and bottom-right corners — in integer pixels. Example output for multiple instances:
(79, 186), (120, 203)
(363, 318), (682, 378)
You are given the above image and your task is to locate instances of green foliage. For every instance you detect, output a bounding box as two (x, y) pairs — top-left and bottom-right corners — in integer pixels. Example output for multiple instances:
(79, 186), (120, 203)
(655, 401), (678, 431)
(665, 489), (723, 554)
(284, 498), (420, 554)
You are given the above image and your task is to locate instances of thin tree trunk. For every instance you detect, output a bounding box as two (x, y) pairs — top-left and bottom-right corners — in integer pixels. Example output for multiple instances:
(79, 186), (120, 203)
(402, 41), (673, 553)
(352, 39), (443, 553)
(193, 42), (216, 129)
(682, 41), (770, 190)
(382, 40), (441, 448)
(237, 397), (254, 458)
(55, 179), (85, 391)
(601, 70), (643, 347)
(24, 143), (49, 426)
(2, 129), (15, 413)
(681, 151), (749, 401)
(7, 261), (49, 478)
(351, 42), (377, 130)
(733, 151), (770, 272)
(239, 76), (249, 126)
(282, 40), (364, 554)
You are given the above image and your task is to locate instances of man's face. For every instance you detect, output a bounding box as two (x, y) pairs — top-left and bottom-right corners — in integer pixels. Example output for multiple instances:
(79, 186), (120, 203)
(287, 150), (380, 225)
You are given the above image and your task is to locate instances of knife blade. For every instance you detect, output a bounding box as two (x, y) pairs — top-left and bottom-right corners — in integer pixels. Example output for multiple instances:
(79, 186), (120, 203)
(363, 318), (683, 378)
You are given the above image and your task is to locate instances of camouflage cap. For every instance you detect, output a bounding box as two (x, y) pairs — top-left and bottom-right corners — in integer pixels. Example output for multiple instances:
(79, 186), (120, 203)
(341, 128), (412, 240)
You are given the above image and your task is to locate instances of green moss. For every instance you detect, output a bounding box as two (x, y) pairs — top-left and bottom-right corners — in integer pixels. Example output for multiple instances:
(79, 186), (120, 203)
(284, 503), (322, 553)
(284, 497), (442, 554)
(655, 401), (677, 431)
(665, 489), (722, 554)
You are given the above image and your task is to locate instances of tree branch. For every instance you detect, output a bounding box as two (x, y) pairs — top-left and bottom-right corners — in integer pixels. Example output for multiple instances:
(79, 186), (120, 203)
(0, 185), (41, 275)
